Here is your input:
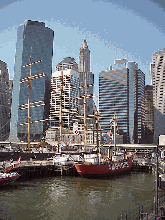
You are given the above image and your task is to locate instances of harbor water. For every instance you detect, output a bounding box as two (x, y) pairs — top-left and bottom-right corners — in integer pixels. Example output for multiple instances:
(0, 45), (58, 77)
(0, 172), (156, 220)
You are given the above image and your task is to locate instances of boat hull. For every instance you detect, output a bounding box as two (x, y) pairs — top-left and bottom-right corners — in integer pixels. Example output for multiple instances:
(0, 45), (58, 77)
(0, 173), (20, 187)
(75, 158), (133, 178)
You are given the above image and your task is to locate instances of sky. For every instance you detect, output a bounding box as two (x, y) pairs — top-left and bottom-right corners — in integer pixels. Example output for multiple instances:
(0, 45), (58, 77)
(0, 0), (165, 98)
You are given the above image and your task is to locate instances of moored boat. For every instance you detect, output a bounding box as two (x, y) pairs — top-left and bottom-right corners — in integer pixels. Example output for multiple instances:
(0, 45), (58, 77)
(0, 159), (21, 187)
(75, 157), (132, 178)
(74, 110), (133, 178)
(0, 172), (20, 187)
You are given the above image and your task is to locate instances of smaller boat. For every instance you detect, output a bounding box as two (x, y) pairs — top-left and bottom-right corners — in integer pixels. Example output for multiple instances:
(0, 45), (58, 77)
(0, 172), (20, 187)
(0, 160), (21, 187)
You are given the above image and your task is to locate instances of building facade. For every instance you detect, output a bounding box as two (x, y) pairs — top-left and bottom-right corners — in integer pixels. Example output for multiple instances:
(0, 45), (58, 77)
(78, 39), (94, 118)
(99, 65), (129, 143)
(0, 61), (11, 141)
(99, 59), (145, 144)
(143, 85), (154, 143)
(10, 20), (54, 142)
(134, 68), (145, 143)
(49, 57), (79, 129)
(78, 39), (90, 73)
(151, 48), (165, 144)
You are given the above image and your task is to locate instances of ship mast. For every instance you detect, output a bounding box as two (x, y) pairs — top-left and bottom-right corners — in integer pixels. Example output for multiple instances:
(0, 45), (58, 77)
(59, 62), (63, 142)
(75, 71), (94, 151)
(27, 50), (32, 152)
(112, 111), (118, 156)
(95, 110), (100, 157)
(84, 71), (87, 151)
(20, 48), (43, 151)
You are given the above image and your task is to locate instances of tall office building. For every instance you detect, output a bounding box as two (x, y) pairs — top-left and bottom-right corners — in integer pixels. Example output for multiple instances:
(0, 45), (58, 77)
(49, 57), (79, 129)
(78, 39), (94, 118)
(144, 85), (154, 144)
(134, 69), (145, 143)
(99, 59), (145, 144)
(10, 20), (54, 142)
(78, 39), (90, 73)
(99, 64), (129, 143)
(151, 48), (165, 144)
(127, 62), (145, 143)
(0, 61), (11, 141)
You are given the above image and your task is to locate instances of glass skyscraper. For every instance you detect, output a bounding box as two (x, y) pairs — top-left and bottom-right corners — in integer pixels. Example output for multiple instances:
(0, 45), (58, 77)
(99, 65), (129, 143)
(10, 20), (54, 142)
(99, 59), (145, 144)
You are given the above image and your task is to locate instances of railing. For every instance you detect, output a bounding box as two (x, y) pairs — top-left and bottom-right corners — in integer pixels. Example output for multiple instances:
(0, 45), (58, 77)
(0, 160), (54, 168)
(118, 192), (165, 220)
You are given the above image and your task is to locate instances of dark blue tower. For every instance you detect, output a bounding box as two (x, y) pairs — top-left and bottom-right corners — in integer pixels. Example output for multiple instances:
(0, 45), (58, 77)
(10, 20), (54, 141)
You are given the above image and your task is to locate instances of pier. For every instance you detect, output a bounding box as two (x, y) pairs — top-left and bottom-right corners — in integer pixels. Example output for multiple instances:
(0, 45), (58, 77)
(1, 160), (78, 180)
(132, 161), (153, 173)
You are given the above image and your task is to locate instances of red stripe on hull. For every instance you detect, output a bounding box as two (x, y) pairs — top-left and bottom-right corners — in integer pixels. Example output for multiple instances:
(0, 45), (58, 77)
(75, 158), (132, 178)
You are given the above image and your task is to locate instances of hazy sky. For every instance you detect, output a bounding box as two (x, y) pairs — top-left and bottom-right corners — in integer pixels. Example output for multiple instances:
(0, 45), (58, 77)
(0, 0), (165, 96)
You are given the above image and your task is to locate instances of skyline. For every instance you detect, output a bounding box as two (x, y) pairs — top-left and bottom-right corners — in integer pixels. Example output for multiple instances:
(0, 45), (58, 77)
(1, 0), (165, 98)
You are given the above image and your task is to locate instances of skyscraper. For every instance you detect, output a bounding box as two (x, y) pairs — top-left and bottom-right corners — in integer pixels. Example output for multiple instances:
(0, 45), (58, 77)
(0, 60), (11, 141)
(99, 64), (129, 143)
(49, 57), (79, 129)
(127, 62), (145, 143)
(10, 20), (54, 142)
(78, 39), (94, 118)
(78, 39), (90, 73)
(151, 48), (165, 144)
(144, 85), (154, 144)
(134, 68), (145, 143)
(99, 59), (145, 144)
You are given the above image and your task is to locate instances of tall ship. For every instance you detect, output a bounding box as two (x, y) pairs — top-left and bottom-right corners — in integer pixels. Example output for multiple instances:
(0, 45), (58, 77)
(74, 111), (133, 178)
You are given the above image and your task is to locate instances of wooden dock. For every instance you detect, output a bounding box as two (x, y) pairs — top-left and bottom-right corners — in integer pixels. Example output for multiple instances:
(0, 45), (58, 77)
(0, 160), (78, 180)
(132, 162), (152, 173)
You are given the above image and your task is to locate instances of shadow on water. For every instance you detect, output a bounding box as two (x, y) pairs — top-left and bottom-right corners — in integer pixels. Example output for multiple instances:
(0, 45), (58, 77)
(0, 182), (38, 191)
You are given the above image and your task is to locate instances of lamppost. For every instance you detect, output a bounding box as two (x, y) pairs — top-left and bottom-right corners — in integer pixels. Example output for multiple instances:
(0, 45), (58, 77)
(155, 144), (159, 218)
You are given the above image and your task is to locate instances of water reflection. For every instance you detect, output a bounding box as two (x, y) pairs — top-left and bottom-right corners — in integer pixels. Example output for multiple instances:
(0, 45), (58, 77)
(0, 173), (156, 220)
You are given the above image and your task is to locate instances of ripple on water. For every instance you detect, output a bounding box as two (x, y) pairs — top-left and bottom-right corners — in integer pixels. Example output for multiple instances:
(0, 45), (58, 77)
(0, 173), (156, 220)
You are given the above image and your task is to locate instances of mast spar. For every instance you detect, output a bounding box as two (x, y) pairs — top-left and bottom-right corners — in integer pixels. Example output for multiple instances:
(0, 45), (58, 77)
(20, 48), (44, 151)
(112, 111), (118, 156)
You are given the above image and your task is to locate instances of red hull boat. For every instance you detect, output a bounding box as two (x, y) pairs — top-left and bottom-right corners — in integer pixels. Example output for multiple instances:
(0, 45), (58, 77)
(0, 172), (20, 187)
(75, 110), (133, 178)
(75, 157), (133, 178)
(0, 158), (21, 187)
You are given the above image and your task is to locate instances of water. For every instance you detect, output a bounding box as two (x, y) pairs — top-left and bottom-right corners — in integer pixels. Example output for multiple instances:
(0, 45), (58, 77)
(0, 173), (156, 220)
